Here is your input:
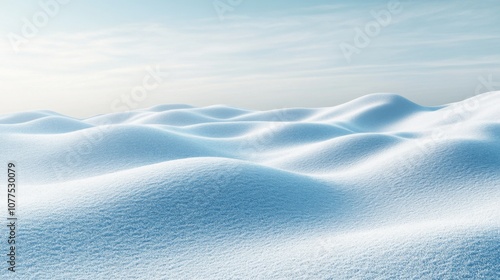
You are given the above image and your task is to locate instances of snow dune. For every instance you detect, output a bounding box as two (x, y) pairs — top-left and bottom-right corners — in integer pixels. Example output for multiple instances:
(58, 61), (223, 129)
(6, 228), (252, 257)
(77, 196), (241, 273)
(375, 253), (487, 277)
(1, 92), (499, 279)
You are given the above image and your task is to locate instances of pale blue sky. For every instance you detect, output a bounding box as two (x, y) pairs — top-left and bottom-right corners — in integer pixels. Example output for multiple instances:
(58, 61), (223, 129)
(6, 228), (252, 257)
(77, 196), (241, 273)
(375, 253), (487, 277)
(1, 0), (499, 117)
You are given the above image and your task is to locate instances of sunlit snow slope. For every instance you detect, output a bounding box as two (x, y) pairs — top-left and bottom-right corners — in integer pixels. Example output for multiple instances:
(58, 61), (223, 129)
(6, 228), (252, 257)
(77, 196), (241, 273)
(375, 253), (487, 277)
(1, 92), (499, 279)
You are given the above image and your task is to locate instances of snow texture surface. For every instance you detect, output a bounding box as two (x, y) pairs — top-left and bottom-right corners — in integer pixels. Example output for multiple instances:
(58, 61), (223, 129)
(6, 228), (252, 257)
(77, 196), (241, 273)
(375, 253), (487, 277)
(1, 92), (499, 279)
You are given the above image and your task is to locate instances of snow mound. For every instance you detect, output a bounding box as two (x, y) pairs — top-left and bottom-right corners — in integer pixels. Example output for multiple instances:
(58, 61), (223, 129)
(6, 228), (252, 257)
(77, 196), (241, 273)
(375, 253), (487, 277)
(1, 92), (499, 279)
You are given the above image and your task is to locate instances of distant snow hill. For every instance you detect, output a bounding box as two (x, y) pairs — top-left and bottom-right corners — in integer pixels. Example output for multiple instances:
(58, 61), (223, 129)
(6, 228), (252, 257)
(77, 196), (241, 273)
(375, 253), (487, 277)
(1, 92), (499, 279)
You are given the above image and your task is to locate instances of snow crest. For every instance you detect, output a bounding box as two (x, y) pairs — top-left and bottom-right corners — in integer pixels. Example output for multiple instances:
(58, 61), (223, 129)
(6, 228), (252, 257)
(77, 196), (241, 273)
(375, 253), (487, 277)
(1, 92), (499, 279)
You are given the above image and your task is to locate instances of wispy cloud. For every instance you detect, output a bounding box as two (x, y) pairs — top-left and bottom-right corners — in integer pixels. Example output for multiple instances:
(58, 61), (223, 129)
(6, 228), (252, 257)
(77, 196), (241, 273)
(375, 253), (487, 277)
(1, 1), (499, 117)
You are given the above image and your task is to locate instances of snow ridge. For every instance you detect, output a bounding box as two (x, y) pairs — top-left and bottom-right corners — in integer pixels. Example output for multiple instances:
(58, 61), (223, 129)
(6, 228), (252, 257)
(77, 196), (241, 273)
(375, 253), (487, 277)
(1, 92), (499, 279)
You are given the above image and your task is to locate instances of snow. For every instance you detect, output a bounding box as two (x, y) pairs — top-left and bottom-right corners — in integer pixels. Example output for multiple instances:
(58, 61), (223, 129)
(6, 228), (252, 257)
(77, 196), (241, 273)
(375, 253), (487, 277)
(1, 92), (499, 279)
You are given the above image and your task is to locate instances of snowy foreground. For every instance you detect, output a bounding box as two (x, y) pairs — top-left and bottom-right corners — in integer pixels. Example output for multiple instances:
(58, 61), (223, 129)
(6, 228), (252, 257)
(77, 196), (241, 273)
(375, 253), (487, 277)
(1, 93), (499, 279)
